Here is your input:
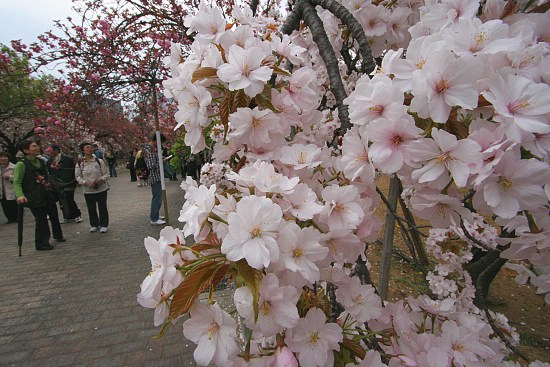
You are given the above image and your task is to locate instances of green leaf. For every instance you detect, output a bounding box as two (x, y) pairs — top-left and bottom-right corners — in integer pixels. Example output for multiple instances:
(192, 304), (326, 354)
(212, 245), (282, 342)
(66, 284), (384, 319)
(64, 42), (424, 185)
(236, 260), (263, 322)
(254, 85), (279, 113)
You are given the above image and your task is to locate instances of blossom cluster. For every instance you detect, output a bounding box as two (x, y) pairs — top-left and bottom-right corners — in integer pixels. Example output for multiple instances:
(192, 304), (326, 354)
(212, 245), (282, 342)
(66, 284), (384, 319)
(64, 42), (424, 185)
(138, 0), (550, 365)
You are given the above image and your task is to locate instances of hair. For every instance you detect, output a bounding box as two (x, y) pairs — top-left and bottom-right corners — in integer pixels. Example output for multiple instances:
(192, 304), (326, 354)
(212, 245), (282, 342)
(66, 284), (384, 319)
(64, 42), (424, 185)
(150, 133), (166, 143)
(48, 144), (61, 152)
(17, 140), (35, 154)
(79, 142), (93, 151)
(0, 151), (12, 160)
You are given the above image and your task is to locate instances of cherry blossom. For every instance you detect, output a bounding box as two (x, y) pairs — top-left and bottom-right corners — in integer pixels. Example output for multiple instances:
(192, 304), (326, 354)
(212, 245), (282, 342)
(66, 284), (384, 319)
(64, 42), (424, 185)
(221, 195), (283, 269)
(183, 302), (239, 366)
(288, 308), (342, 367)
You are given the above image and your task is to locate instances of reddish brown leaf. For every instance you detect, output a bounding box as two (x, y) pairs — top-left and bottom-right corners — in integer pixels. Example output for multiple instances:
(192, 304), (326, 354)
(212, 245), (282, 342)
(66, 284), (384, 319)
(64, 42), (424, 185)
(342, 338), (366, 360)
(169, 260), (223, 319)
(191, 67), (218, 83)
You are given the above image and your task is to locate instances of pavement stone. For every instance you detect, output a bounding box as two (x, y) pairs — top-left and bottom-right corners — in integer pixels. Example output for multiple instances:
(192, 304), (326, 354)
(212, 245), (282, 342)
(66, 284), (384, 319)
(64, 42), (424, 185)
(0, 171), (201, 367)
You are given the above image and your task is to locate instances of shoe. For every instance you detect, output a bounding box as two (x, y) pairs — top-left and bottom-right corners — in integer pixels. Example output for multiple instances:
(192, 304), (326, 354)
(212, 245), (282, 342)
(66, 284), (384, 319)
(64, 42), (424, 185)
(55, 237), (66, 242)
(60, 218), (74, 224)
(100, 227), (109, 233)
(137, 184), (143, 187)
(159, 216), (165, 220)
(75, 216), (83, 223)
(150, 219), (166, 225)
(36, 244), (54, 251)
(90, 227), (99, 232)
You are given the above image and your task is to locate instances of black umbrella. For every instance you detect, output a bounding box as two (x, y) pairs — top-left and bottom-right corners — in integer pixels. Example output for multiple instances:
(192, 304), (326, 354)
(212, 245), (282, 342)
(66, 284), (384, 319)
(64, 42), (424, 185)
(18, 203), (24, 256)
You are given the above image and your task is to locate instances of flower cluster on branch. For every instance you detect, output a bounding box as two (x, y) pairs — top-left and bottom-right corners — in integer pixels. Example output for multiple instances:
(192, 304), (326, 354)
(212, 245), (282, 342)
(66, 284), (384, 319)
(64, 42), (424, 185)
(138, 0), (550, 366)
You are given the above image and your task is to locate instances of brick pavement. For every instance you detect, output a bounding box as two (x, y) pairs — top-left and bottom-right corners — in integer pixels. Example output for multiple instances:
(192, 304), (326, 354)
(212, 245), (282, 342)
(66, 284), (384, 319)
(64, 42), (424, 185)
(0, 171), (212, 367)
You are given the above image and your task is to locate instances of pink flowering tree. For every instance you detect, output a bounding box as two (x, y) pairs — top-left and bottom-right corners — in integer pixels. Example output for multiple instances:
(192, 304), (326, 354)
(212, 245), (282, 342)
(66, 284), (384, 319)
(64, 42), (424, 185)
(138, 0), (550, 366)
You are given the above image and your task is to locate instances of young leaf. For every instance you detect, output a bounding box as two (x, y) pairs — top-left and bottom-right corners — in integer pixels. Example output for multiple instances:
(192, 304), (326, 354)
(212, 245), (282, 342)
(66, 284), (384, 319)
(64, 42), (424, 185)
(191, 67), (218, 83)
(236, 260), (263, 322)
(169, 260), (224, 319)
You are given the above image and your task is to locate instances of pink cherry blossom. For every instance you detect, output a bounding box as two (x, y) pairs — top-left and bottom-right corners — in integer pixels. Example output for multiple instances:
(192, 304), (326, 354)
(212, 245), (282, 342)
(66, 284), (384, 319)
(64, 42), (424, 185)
(482, 73), (550, 135)
(289, 308), (342, 367)
(228, 107), (282, 149)
(336, 276), (382, 323)
(274, 222), (328, 283)
(410, 50), (484, 123)
(221, 196), (283, 269)
(234, 273), (300, 337)
(217, 44), (272, 97)
(319, 184), (365, 231)
(366, 116), (423, 174)
(408, 128), (482, 188)
(183, 302), (239, 366)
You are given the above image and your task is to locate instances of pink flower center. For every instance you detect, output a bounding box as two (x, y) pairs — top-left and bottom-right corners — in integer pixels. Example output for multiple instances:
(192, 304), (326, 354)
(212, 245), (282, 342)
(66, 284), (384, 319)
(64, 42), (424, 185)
(293, 248), (304, 258)
(369, 104), (385, 116)
(392, 135), (403, 146)
(260, 301), (271, 315)
(252, 117), (261, 128)
(434, 79), (451, 94)
(208, 323), (220, 339)
(506, 99), (530, 115)
(435, 152), (450, 164)
(497, 176), (514, 191)
(307, 331), (319, 345)
(250, 225), (262, 238)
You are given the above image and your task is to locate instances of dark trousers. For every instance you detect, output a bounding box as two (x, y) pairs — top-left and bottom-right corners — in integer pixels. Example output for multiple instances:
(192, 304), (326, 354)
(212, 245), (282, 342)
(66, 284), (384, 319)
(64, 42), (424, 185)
(29, 202), (63, 248)
(129, 167), (137, 181)
(84, 191), (109, 227)
(59, 190), (81, 220)
(1, 198), (18, 222)
(150, 181), (162, 221)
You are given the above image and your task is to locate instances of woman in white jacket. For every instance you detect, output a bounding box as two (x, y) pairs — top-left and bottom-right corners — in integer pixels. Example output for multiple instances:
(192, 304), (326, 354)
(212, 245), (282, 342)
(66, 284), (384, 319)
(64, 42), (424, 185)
(0, 151), (17, 223)
(75, 142), (110, 233)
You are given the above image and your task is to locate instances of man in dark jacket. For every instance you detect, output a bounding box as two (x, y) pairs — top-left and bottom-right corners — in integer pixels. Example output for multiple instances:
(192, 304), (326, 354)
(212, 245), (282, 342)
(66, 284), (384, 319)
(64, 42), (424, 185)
(45, 144), (82, 223)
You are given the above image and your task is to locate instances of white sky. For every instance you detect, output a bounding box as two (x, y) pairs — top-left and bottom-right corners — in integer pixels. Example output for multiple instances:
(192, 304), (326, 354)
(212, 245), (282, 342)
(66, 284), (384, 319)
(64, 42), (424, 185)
(0, 0), (76, 47)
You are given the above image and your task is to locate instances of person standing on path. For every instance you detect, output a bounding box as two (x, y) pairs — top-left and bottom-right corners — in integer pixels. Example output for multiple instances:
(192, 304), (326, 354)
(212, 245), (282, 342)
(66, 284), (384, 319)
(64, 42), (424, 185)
(76, 142), (110, 233)
(127, 149), (137, 182)
(45, 144), (82, 224)
(13, 140), (65, 251)
(106, 151), (118, 178)
(143, 134), (166, 225)
(0, 152), (18, 224)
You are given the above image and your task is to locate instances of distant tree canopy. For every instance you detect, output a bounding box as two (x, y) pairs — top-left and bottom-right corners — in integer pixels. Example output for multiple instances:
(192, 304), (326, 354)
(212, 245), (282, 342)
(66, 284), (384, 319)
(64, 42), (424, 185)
(0, 44), (51, 159)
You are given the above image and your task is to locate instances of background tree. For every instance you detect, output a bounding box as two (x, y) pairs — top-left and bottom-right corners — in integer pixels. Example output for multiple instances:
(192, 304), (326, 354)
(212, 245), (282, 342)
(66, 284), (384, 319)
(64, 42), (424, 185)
(0, 45), (51, 159)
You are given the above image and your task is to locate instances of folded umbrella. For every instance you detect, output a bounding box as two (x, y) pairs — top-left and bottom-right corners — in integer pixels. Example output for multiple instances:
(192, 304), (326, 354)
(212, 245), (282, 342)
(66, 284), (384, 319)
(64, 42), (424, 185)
(18, 203), (24, 256)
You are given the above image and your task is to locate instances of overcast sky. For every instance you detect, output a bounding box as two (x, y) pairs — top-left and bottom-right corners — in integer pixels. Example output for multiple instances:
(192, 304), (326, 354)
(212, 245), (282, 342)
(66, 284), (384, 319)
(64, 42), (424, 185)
(0, 0), (76, 47)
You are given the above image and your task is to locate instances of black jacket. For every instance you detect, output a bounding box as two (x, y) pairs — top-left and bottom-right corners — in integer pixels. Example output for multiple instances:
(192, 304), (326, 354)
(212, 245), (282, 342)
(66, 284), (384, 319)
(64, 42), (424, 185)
(47, 154), (77, 190)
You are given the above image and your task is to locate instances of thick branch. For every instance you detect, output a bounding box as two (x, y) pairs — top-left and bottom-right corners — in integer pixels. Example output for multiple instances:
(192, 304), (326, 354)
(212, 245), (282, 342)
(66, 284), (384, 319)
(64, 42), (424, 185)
(282, 0), (351, 131)
(307, 0), (375, 74)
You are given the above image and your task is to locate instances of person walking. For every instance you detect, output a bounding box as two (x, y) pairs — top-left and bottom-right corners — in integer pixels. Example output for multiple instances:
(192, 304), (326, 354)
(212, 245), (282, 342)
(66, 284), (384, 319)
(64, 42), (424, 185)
(143, 134), (166, 225)
(0, 152), (18, 224)
(106, 151), (118, 178)
(76, 142), (110, 233)
(13, 140), (65, 251)
(45, 144), (82, 224)
(134, 149), (148, 187)
(92, 143), (104, 160)
(127, 149), (137, 182)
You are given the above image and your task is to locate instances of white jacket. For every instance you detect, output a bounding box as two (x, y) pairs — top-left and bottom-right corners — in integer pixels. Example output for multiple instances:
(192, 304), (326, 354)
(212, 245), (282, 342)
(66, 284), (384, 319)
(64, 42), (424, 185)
(0, 162), (16, 200)
(75, 157), (109, 194)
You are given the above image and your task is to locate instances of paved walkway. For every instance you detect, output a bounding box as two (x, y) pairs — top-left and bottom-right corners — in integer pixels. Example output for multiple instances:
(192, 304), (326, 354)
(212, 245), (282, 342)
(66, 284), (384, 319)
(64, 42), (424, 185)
(0, 171), (202, 367)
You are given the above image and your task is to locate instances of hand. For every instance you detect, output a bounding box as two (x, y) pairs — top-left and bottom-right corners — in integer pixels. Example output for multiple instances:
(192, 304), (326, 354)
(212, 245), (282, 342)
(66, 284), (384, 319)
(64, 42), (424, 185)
(85, 181), (95, 187)
(17, 197), (28, 204)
